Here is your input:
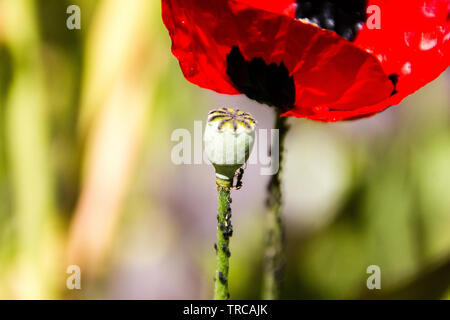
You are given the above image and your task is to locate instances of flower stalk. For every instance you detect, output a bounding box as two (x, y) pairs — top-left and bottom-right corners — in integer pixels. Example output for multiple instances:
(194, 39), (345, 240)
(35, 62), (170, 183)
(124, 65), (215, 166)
(262, 111), (289, 300)
(214, 178), (232, 300)
(205, 107), (256, 300)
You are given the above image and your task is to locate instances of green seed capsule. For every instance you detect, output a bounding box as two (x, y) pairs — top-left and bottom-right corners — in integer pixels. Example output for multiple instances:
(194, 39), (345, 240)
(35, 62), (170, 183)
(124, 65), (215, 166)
(204, 107), (256, 184)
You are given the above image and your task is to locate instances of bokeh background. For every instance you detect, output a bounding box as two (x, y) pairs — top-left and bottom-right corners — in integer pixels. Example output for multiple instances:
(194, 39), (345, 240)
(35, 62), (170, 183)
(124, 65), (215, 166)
(0, 0), (449, 299)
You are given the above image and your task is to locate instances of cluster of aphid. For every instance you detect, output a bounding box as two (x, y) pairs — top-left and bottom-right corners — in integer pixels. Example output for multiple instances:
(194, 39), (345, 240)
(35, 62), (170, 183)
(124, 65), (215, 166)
(215, 271), (230, 300)
(214, 195), (233, 286)
(222, 201), (233, 241)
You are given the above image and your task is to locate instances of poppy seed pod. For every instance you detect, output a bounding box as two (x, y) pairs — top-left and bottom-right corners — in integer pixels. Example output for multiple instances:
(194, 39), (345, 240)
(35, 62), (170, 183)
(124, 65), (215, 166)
(204, 108), (256, 183)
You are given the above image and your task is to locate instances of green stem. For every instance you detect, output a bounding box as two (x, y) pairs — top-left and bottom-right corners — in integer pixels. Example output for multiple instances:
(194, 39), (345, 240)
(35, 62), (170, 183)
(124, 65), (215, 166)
(214, 178), (233, 300)
(262, 111), (289, 300)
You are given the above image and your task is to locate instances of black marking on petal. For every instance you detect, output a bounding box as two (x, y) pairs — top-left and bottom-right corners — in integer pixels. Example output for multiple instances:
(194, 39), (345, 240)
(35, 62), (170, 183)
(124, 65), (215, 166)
(296, 0), (368, 41)
(388, 73), (399, 96)
(226, 46), (295, 111)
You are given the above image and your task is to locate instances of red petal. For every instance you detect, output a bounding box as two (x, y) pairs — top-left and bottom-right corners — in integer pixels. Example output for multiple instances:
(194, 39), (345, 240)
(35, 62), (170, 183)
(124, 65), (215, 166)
(231, 0), (297, 17)
(355, 0), (450, 108)
(162, 1), (239, 94)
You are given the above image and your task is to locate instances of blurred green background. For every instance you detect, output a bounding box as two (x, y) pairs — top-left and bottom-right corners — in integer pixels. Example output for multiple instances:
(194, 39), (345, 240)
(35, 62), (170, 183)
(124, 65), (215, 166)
(0, 0), (449, 299)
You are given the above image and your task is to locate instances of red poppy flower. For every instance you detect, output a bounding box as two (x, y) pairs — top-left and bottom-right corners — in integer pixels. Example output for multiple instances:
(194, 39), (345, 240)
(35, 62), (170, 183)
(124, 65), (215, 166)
(162, 0), (450, 121)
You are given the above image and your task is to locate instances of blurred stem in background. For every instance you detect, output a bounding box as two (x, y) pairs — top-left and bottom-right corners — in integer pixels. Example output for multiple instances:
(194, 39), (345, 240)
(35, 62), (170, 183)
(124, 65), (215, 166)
(0, 0), (62, 298)
(262, 111), (289, 299)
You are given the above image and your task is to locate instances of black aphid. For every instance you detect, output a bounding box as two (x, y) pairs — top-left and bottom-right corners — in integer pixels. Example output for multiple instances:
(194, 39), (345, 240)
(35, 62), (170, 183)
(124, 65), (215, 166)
(218, 272), (227, 283)
(227, 226), (233, 238)
(234, 168), (244, 190)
